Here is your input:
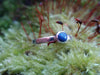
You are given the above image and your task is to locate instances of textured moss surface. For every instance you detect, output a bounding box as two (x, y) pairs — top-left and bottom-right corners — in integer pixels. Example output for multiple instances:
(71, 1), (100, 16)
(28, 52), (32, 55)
(0, 0), (100, 75)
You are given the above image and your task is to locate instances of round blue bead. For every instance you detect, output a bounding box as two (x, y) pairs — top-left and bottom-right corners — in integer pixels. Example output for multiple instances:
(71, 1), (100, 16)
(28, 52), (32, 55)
(58, 32), (67, 42)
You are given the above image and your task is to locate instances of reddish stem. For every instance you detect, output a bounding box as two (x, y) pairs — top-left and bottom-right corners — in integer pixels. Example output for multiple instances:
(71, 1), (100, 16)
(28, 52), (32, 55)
(56, 21), (63, 30)
(37, 15), (43, 38)
(21, 22), (31, 41)
(88, 32), (98, 42)
(87, 19), (100, 41)
(80, 22), (91, 34)
(28, 23), (36, 39)
(52, 0), (54, 12)
(35, 8), (42, 16)
(84, 3), (100, 24)
(77, 0), (91, 17)
(80, 19), (99, 33)
(39, 2), (43, 14)
(97, 43), (100, 45)
(43, 24), (49, 32)
(39, 19), (42, 38)
(36, 7), (45, 38)
(75, 18), (82, 37)
(77, 0), (81, 6)
(96, 16), (100, 20)
(48, 40), (57, 46)
(47, 3), (55, 35)
(83, 0), (91, 9)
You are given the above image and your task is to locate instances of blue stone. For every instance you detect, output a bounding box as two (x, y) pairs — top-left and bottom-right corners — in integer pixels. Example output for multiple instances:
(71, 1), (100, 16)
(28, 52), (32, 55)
(58, 32), (67, 42)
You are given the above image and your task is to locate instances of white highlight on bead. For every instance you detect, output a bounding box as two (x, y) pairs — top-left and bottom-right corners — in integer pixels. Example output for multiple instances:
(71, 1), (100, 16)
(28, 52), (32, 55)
(56, 31), (72, 43)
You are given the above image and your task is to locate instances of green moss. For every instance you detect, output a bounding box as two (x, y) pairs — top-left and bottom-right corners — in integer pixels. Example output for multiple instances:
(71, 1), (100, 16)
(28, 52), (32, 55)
(0, 12), (100, 75)
(0, 1), (100, 75)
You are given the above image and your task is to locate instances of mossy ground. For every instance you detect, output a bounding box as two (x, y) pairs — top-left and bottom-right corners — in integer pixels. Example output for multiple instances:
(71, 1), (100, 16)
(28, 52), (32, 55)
(0, 0), (100, 75)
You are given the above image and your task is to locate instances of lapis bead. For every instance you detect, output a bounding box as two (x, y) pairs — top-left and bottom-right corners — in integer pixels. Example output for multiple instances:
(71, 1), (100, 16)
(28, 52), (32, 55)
(58, 32), (67, 42)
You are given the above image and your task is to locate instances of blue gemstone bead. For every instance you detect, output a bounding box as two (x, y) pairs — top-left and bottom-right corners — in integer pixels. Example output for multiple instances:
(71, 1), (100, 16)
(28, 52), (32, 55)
(58, 32), (67, 42)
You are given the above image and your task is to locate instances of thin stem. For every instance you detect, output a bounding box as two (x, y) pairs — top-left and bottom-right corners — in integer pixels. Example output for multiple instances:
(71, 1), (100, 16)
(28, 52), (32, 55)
(21, 22), (31, 41)
(88, 32), (98, 42)
(28, 23), (36, 39)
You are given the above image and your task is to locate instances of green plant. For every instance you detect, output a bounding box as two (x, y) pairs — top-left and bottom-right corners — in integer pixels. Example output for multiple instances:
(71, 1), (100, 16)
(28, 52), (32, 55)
(0, 0), (100, 75)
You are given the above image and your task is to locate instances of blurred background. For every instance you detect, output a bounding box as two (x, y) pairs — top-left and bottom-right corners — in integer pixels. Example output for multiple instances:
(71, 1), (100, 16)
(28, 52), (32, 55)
(0, 0), (43, 35)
